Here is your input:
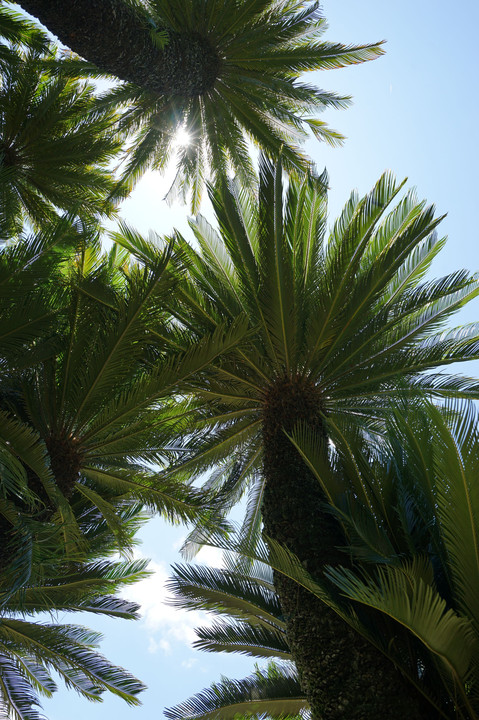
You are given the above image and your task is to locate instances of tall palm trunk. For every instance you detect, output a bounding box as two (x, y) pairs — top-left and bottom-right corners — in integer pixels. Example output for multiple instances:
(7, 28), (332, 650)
(260, 374), (435, 720)
(17, 0), (219, 95)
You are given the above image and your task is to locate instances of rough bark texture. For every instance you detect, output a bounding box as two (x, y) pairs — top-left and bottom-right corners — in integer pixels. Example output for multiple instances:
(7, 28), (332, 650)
(18, 0), (220, 95)
(0, 432), (82, 573)
(261, 374), (436, 720)
(45, 432), (84, 500)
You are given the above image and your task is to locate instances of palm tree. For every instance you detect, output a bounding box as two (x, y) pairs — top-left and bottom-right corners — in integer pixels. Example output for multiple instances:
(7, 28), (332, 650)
(0, 225), (246, 562)
(167, 399), (479, 720)
(165, 558), (307, 720)
(0, 220), (83, 596)
(0, 233), (214, 546)
(121, 158), (479, 718)
(0, 48), (124, 238)
(0, 503), (149, 720)
(15, 0), (383, 209)
(165, 401), (479, 720)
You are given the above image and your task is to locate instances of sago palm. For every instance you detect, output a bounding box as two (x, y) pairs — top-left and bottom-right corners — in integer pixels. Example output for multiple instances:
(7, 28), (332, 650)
(122, 157), (479, 719)
(16, 0), (383, 209)
(0, 220), (82, 595)
(0, 227), (242, 568)
(0, 48), (123, 238)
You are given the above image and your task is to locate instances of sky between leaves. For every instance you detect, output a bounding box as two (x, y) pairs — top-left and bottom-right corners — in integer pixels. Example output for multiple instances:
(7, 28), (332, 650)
(32, 1), (479, 718)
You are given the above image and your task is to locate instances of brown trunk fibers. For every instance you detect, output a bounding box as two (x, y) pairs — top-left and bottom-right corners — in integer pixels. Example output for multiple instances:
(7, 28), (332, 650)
(0, 431), (83, 574)
(261, 374), (436, 719)
(18, 0), (220, 96)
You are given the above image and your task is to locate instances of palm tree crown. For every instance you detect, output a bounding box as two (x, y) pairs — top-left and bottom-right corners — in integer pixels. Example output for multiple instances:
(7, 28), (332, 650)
(0, 49), (123, 238)
(18, 0), (383, 210)
(169, 157), (479, 535)
(0, 226), (245, 577)
(108, 0), (384, 208)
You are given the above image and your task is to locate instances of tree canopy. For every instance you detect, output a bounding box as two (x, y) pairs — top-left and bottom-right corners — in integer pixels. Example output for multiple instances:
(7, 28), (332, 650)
(12, 0), (383, 208)
(0, 3), (478, 720)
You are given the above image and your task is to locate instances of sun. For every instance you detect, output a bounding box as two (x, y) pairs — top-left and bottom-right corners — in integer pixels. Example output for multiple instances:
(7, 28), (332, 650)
(173, 127), (191, 148)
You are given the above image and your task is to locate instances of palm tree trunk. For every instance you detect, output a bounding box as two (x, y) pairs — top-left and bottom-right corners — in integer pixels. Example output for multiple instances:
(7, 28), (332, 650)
(17, 0), (219, 95)
(260, 375), (436, 720)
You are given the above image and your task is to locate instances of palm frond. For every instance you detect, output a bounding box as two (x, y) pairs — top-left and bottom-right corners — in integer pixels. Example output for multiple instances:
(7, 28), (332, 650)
(165, 662), (305, 720)
(325, 562), (476, 697)
(194, 620), (291, 659)
(167, 563), (283, 629)
(0, 619), (145, 705)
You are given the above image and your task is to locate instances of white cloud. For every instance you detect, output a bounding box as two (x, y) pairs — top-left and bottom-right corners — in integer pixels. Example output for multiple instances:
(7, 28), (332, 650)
(148, 637), (172, 655)
(195, 545), (224, 568)
(121, 557), (209, 650)
(148, 637), (159, 654)
(172, 536), (226, 569)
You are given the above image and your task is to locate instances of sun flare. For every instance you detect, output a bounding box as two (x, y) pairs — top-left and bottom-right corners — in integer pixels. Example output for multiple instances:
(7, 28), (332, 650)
(173, 127), (191, 148)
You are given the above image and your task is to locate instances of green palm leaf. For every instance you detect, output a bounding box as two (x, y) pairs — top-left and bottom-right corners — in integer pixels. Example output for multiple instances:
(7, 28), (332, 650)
(0, 48), (122, 236)
(165, 663), (305, 720)
(194, 621), (291, 659)
(325, 563), (477, 705)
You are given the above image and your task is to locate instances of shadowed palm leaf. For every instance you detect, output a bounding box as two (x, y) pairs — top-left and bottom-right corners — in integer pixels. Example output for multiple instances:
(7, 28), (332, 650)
(166, 558), (306, 720)
(106, 0), (383, 209)
(287, 400), (479, 719)
(166, 664), (304, 720)
(167, 559), (287, 649)
(108, 0), (384, 209)
(29, 0), (383, 211)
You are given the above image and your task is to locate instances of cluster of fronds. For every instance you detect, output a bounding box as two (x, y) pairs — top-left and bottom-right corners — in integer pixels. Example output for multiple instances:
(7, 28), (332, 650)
(166, 558), (307, 720)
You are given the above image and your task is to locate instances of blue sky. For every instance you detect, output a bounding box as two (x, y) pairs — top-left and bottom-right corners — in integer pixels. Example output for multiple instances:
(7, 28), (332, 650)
(42, 1), (479, 718)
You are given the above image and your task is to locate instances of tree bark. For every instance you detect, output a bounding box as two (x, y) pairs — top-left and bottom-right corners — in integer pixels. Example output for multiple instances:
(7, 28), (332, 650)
(17, 0), (220, 95)
(261, 374), (437, 720)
